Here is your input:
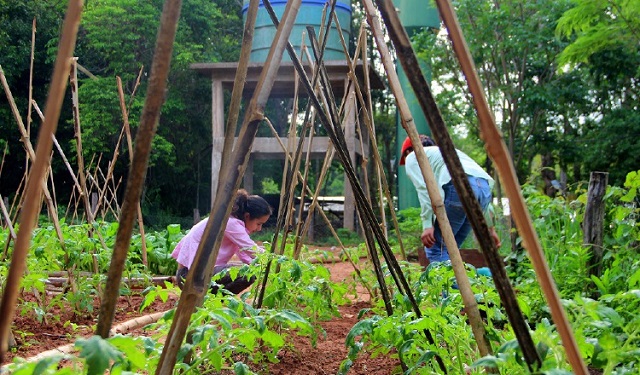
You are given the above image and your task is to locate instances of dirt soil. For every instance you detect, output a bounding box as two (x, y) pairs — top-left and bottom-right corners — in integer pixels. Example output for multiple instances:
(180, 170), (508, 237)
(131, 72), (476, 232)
(2, 255), (401, 374)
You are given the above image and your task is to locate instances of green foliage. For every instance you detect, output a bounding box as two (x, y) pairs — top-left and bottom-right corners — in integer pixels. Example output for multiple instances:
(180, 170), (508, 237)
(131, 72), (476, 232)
(256, 247), (350, 321)
(313, 227), (363, 247)
(392, 207), (424, 254)
(556, 0), (640, 67)
(564, 291), (640, 373)
(260, 177), (280, 194)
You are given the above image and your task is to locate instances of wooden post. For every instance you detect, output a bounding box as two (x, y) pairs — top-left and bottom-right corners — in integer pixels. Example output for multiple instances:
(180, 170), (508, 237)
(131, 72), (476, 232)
(584, 171), (607, 296)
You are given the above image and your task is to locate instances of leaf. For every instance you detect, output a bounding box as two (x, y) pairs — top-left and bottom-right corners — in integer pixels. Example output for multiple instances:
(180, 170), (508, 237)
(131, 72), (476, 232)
(109, 335), (147, 369)
(32, 356), (64, 374)
(233, 361), (252, 375)
(345, 318), (375, 346)
(337, 358), (354, 375)
(261, 329), (285, 348)
(404, 349), (436, 374)
(628, 268), (640, 288)
(167, 223), (182, 236)
(76, 335), (123, 375)
(471, 355), (502, 368)
(290, 261), (302, 281)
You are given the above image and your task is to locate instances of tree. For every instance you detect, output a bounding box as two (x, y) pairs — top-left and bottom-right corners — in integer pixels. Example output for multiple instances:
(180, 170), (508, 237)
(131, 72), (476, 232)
(0, 1), (68, 202)
(556, 0), (640, 186)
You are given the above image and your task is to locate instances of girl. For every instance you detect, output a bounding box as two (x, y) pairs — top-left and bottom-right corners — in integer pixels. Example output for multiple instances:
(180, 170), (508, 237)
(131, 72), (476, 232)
(171, 189), (272, 294)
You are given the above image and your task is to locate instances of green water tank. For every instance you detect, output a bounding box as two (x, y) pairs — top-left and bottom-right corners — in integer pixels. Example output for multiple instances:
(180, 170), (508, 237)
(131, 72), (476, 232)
(242, 0), (352, 62)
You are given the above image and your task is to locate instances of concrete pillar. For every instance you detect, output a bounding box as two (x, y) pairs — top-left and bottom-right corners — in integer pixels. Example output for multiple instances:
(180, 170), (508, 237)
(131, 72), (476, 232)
(211, 79), (224, 208)
(343, 78), (356, 231)
(244, 156), (254, 193)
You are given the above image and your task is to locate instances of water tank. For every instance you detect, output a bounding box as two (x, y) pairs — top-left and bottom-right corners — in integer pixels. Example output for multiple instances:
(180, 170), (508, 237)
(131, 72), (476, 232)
(242, 0), (352, 62)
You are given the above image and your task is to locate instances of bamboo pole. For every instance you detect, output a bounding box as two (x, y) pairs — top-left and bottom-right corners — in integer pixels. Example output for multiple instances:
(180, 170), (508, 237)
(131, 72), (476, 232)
(156, 1), (302, 372)
(69, 58), (101, 276)
(362, 0), (493, 359)
(302, 26), (446, 373)
(95, 0), (182, 339)
(433, 0), (587, 372)
(117, 76), (148, 266)
(26, 18), (36, 138)
(262, 115), (367, 289)
(0, 0), (83, 361)
(0, 194), (16, 241)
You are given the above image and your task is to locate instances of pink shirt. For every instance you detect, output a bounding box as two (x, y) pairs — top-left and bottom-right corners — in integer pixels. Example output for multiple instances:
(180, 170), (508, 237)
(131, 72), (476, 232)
(171, 217), (262, 269)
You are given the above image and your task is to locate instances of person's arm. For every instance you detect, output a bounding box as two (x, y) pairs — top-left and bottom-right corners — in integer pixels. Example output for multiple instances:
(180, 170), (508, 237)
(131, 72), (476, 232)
(405, 156), (435, 230)
(483, 203), (501, 248)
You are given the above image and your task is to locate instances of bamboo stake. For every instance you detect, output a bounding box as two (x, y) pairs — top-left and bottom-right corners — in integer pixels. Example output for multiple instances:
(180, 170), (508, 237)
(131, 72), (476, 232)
(156, 1), (301, 372)
(362, 0), (493, 360)
(96, 130), (125, 218)
(26, 18), (36, 137)
(3, 173), (26, 258)
(96, 0), (182, 340)
(32, 101), (84, 198)
(117, 76), (148, 266)
(70, 58), (101, 276)
(0, 144), (6, 177)
(433, 0), (587, 372)
(0, 194), (16, 241)
(359, 25), (388, 241)
(0, 0), (83, 361)
(263, 114), (366, 287)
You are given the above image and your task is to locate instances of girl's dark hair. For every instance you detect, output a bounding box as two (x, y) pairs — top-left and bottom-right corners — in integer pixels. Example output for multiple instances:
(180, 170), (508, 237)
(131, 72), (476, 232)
(231, 189), (273, 219)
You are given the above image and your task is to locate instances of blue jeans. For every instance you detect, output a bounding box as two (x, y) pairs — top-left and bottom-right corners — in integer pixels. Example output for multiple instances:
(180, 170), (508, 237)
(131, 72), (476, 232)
(425, 175), (492, 263)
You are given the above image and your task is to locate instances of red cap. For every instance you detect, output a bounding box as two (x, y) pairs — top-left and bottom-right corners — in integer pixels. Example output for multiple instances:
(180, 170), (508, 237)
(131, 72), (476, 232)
(399, 136), (413, 166)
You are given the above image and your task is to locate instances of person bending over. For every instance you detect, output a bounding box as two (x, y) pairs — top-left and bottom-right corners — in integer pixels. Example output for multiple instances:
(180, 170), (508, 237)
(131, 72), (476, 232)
(400, 135), (501, 264)
(171, 189), (272, 294)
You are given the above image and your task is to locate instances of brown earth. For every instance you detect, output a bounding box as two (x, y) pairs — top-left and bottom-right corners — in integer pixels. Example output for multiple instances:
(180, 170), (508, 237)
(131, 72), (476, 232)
(2, 256), (401, 374)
